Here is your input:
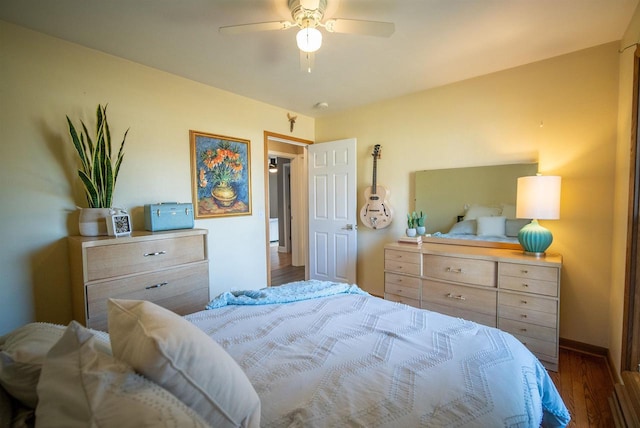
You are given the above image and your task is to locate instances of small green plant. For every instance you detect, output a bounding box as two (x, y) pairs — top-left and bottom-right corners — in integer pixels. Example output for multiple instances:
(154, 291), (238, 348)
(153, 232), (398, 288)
(407, 212), (418, 229)
(67, 104), (128, 208)
(416, 211), (426, 227)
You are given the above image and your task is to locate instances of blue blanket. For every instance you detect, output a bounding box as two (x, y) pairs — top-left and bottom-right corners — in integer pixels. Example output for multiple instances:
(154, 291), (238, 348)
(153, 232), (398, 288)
(206, 280), (368, 309)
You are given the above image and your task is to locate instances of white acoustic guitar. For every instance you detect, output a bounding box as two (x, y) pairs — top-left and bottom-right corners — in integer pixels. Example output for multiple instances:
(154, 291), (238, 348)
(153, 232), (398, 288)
(360, 145), (393, 229)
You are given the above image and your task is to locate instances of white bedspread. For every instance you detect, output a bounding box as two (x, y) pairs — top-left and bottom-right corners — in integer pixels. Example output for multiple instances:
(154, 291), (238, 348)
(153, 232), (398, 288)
(186, 293), (570, 427)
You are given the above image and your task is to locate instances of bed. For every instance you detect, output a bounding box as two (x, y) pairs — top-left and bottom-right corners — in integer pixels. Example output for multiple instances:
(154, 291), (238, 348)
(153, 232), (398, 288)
(0, 280), (570, 428)
(422, 204), (533, 250)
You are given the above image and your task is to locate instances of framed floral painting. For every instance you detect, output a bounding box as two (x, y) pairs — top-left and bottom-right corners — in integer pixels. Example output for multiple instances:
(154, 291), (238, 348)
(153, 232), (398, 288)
(190, 130), (252, 218)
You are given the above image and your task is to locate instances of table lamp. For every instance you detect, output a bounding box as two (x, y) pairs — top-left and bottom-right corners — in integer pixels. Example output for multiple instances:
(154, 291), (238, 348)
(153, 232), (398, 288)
(515, 175), (561, 257)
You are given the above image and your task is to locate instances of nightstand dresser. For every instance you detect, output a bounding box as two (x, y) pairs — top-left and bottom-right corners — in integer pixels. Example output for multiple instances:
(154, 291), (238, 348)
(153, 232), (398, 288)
(69, 228), (209, 331)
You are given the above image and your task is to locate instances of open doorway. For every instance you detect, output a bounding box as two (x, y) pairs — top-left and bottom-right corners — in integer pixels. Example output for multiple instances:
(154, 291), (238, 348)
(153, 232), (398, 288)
(264, 131), (313, 286)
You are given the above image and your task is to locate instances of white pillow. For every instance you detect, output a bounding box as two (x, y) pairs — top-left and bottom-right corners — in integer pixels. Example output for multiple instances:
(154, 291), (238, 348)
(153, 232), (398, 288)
(476, 216), (507, 237)
(35, 321), (211, 428)
(107, 299), (261, 428)
(0, 323), (110, 408)
(448, 219), (476, 235)
(463, 204), (501, 221)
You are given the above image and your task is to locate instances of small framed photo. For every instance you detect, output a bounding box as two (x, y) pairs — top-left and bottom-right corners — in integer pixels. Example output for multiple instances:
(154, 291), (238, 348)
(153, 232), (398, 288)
(190, 131), (252, 219)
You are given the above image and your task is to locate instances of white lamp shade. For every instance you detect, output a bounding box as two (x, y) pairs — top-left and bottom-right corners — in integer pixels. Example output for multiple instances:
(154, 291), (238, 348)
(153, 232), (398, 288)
(296, 27), (322, 53)
(516, 175), (561, 220)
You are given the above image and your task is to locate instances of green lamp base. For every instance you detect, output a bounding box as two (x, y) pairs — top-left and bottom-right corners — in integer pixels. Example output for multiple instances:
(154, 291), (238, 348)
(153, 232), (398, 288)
(517, 219), (553, 257)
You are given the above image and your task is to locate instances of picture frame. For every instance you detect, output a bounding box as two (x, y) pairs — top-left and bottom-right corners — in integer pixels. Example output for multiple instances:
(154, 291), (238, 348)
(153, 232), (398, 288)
(190, 130), (252, 218)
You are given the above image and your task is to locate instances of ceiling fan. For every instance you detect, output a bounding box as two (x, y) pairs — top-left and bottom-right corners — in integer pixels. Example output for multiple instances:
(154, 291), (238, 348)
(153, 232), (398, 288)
(219, 0), (395, 73)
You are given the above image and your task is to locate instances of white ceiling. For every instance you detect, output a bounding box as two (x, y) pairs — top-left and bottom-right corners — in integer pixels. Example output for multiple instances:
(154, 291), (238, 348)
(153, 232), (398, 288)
(1, 0), (637, 117)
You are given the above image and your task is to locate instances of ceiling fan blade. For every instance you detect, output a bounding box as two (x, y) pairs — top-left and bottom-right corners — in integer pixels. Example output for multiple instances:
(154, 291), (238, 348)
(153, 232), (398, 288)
(300, 50), (315, 73)
(219, 21), (294, 35)
(324, 19), (394, 37)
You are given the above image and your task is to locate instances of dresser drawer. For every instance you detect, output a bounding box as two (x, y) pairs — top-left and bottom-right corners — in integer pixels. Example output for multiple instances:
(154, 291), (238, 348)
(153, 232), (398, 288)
(385, 260), (420, 276)
(498, 292), (557, 315)
(385, 281), (420, 300)
(424, 254), (496, 287)
(85, 235), (205, 281)
(86, 261), (209, 330)
(384, 293), (420, 309)
(499, 317), (557, 343)
(385, 272), (420, 289)
(499, 263), (559, 282)
(498, 304), (557, 329)
(422, 279), (497, 317)
(499, 275), (558, 297)
(422, 301), (497, 327)
(511, 333), (558, 359)
(385, 249), (421, 264)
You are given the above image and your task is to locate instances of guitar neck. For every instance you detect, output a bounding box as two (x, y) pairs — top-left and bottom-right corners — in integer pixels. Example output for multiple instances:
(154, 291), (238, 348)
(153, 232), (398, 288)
(372, 157), (378, 194)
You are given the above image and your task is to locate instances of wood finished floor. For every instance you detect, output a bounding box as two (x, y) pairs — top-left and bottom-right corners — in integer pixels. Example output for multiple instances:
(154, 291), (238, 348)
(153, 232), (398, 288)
(268, 246), (615, 425)
(270, 245), (305, 286)
(549, 347), (615, 427)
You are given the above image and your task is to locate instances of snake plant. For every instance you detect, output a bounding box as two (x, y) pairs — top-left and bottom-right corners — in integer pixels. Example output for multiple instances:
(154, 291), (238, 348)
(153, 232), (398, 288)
(66, 105), (128, 208)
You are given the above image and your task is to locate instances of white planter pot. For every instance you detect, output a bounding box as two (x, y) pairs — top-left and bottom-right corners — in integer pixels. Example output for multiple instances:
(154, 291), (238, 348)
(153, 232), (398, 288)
(406, 228), (417, 237)
(79, 208), (111, 236)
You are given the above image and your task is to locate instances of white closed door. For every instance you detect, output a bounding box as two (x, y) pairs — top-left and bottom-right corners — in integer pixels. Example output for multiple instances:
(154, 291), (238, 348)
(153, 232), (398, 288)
(308, 138), (357, 284)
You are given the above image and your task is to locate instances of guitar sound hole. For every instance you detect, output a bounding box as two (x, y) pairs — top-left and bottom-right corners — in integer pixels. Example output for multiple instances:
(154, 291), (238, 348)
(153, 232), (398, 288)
(370, 196), (379, 200)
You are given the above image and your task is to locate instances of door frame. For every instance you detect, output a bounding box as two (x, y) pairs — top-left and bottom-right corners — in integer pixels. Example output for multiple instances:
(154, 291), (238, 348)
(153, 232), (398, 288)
(263, 131), (313, 286)
(280, 162), (292, 253)
(622, 46), (640, 372)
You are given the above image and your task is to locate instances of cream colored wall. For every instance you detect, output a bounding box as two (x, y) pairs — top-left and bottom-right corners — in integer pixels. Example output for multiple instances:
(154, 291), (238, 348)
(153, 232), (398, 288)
(316, 42), (620, 349)
(610, 6), (640, 376)
(0, 21), (314, 335)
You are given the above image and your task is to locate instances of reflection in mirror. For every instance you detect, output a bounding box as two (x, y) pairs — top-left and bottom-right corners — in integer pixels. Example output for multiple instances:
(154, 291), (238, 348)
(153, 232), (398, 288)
(415, 162), (538, 235)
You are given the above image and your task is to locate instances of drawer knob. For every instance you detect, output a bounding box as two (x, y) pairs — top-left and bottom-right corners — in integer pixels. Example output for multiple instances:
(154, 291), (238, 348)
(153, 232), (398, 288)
(446, 293), (466, 301)
(446, 267), (462, 273)
(521, 314), (528, 319)
(521, 300), (528, 304)
(521, 269), (529, 274)
(144, 251), (167, 257)
(520, 328), (527, 332)
(522, 283), (529, 288)
(145, 282), (168, 290)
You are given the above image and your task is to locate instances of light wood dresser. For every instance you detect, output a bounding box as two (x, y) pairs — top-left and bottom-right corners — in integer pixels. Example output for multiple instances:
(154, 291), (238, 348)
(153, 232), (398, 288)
(384, 241), (562, 371)
(69, 229), (210, 331)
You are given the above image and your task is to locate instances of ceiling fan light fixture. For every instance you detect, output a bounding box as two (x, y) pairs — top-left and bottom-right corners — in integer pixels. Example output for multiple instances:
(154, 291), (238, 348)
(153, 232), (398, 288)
(269, 158), (278, 173)
(296, 27), (322, 52)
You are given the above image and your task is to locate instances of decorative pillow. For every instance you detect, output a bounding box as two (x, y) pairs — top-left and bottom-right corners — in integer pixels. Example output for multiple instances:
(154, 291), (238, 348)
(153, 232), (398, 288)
(0, 384), (12, 428)
(506, 218), (532, 237)
(35, 321), (211, 428)
(463, 204), (501, 221)
(448, 219), (476, 235)
(476, 216), (507, 237)
(107, 299), (261, 428)
(500, 203), (517, 219)
(0, 322), (111, 408)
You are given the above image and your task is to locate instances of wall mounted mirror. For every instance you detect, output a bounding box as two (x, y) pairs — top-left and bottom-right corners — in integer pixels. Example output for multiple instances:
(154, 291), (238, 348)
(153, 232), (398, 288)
(415, 162), (538, 235)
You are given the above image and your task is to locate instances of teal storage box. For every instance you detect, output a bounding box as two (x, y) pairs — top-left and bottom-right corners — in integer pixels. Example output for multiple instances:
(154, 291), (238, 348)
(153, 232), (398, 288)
(144, 203), (194, 231)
